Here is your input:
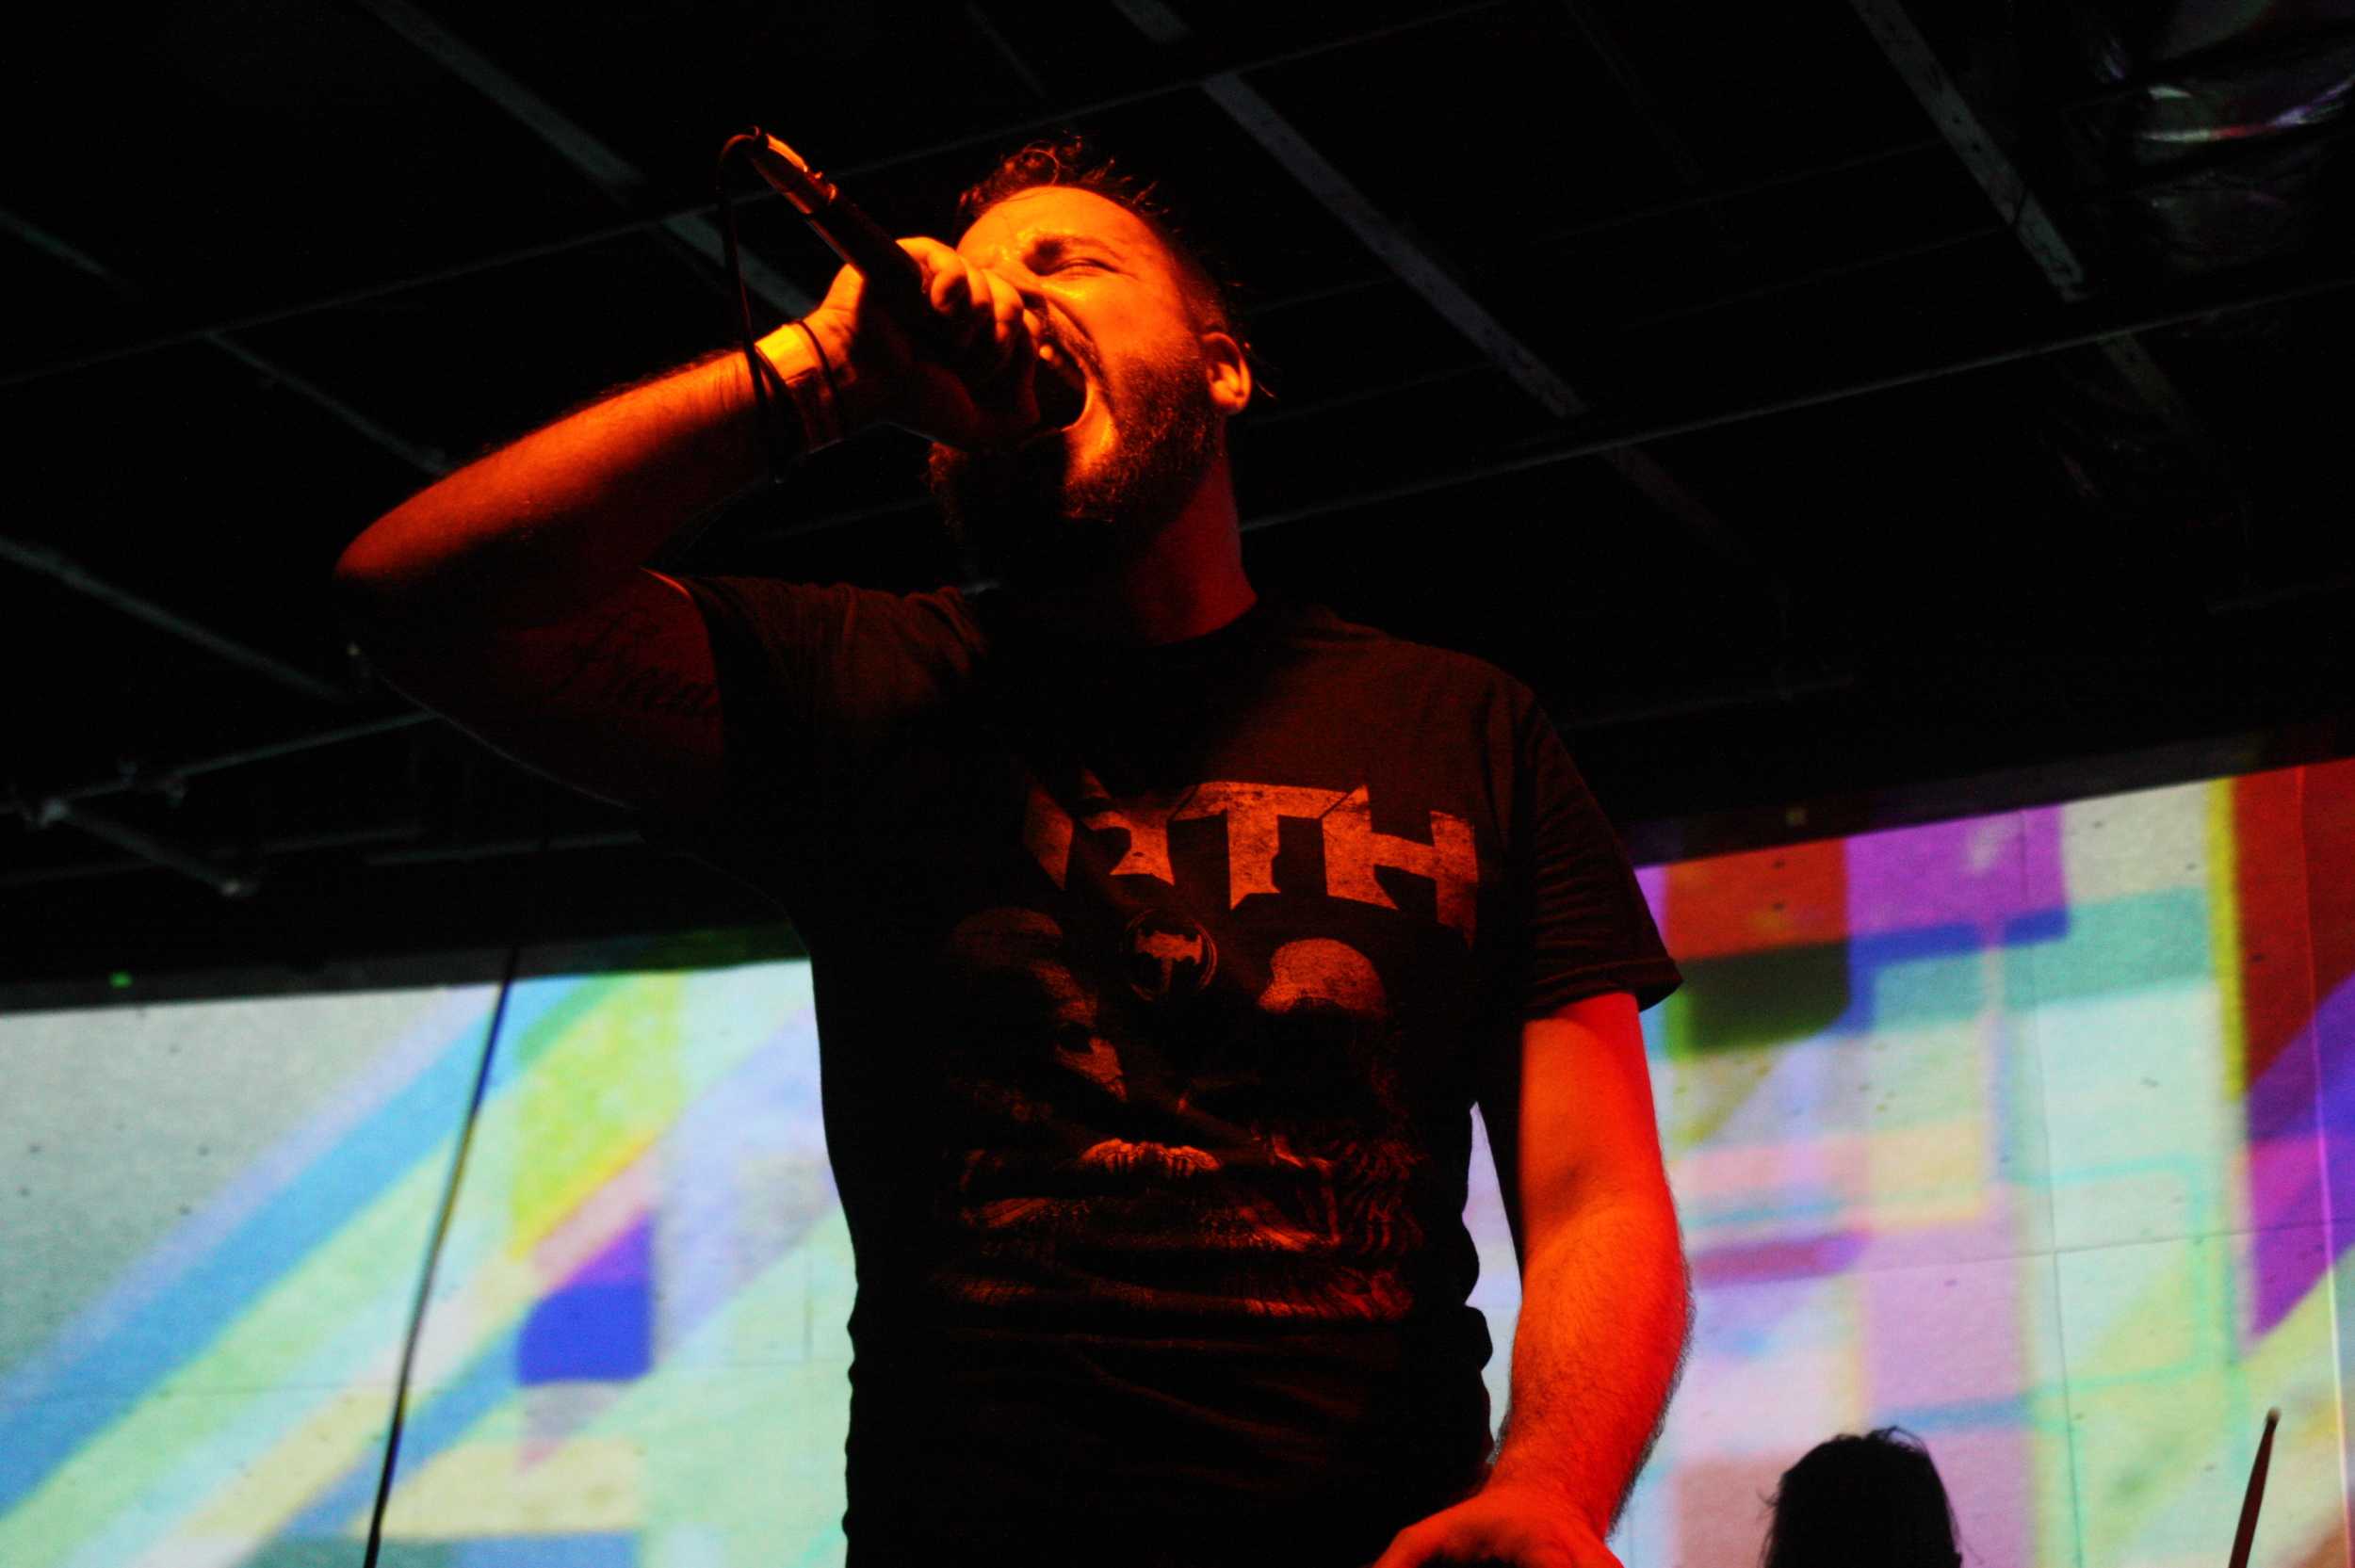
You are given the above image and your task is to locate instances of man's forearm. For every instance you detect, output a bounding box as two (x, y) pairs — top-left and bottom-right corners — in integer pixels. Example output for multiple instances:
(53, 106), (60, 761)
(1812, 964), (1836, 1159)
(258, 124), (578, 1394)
(1485, 1191), (1690, 1533)
(333, 324), (819, 630)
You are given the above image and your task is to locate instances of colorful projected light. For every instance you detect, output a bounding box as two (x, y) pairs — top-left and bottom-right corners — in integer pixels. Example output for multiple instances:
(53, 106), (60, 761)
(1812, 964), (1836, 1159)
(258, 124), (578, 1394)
(3, 759), (2350, 1566)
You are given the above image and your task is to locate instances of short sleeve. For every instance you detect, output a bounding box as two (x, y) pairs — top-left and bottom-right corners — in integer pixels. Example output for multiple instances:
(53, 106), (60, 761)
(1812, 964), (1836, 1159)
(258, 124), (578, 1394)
(1503, 699), (1681, 1017)
(632, 575), (977, 866)
(650, 575), (840, 843)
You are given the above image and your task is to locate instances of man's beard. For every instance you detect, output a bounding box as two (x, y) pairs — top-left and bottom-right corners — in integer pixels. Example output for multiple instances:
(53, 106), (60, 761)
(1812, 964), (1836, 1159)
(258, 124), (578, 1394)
(927, 341), (1219, 585)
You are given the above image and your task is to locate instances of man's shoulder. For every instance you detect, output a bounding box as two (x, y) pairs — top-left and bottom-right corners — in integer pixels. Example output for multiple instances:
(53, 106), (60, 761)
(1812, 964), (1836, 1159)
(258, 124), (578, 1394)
(684, 575), (983, 657)
(792, 578), (980, 633)
(841, 582), (985, 650)
(1291, 603), (1539, 708)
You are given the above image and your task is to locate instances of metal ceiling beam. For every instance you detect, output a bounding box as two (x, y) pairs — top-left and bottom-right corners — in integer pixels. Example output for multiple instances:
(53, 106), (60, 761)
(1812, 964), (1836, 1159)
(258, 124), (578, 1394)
(0, 821), (422, 892)
(2, 207), (447, 477)
(1113, 0), (1755, 565)
(756, 219), (2007, 543)
(1554, 1), (1709, 195)
(1552, 1), (1758, 267)
(833, 0), (1515, 178)
(1228, 251), (2355, 535)
(966, 3), (1051, 99)
(1204, 143), (1963, 333)
(2, 210), (661, 390)
(0, 822), (635, 893)
(350, 0), (816, 317)
(367, 828), (638, 866)
(18, 7), (2212, 433)
(25, 711), (440, 812)
(1843, 0), (2224, 461)
(4, 2), (1512, 392)
(5, 134), (1954, 397)
(0, 535), (354, 703)
(749, 238), (2350, 552)
(28, 798), (256, 897)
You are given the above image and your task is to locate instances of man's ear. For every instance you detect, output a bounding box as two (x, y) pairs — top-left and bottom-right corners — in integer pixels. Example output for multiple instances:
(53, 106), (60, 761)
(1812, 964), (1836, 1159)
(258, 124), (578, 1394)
(1200, 329), (1252, 416)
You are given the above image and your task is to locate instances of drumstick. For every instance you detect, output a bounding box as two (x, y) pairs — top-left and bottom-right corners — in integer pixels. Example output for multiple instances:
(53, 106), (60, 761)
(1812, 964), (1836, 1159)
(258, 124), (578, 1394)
(2225, 1407), (2281, 1568)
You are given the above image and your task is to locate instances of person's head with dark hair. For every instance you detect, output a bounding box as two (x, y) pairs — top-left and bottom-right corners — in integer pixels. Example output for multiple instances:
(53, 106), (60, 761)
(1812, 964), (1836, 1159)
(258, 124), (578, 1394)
(952, 135), (1246, 346)
(924, 135), (1254, 592)
(1761, 1427), (1963, 1568)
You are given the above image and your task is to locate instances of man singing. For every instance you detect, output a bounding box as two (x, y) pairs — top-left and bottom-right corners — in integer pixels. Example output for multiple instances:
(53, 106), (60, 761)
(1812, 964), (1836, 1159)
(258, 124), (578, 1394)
(334, 137), (1688, 1568)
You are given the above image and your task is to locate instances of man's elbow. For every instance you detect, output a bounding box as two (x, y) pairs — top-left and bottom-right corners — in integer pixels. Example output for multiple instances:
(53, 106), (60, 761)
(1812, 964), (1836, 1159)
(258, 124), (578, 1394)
(331, 505), (486, 645)
(331, 522), (414, 631)
(1524, 1178), (1684, 1278)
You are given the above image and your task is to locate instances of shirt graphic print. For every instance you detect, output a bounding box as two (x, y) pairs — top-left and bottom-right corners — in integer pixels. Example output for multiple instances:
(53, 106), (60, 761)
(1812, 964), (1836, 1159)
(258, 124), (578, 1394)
(931, 762), (1486, 1323)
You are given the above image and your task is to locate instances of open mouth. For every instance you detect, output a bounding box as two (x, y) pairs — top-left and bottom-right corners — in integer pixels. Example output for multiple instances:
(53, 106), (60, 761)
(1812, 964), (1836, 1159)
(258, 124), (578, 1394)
(1031, 341), (1091, 434)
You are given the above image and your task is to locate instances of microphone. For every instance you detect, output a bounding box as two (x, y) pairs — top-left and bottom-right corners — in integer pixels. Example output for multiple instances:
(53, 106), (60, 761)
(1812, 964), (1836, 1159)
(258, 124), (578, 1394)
(740, 132), (931, 332)
(740, 131), (1083, 432)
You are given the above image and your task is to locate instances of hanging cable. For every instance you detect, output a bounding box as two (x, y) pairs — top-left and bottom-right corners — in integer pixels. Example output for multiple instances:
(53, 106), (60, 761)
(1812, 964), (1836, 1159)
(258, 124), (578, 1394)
(360, 811), (556, 1566)
(715, 129), (800, 489)
(358, 126), (809, 1563)
(649, 129), (809, 573)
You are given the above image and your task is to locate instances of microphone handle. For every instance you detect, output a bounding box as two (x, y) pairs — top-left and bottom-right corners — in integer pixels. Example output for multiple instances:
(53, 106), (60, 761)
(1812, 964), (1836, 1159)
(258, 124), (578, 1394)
(802, 194), (933, 335)
(742, 129), (1080, 430)
(741, 131), (932, 339)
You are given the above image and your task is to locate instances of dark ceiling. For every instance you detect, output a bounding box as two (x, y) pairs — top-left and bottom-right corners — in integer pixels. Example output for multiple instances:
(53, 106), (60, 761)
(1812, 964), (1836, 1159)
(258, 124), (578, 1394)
(7, 0), (2353, 999)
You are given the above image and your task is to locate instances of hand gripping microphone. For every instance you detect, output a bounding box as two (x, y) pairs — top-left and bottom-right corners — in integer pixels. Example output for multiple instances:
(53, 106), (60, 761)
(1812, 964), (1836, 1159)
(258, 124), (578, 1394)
(739, 131), (1083, 431)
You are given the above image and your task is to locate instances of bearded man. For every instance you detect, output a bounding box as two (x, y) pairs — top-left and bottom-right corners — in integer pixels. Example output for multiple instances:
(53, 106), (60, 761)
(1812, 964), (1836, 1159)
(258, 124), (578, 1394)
(334, 138), (1688, 1568)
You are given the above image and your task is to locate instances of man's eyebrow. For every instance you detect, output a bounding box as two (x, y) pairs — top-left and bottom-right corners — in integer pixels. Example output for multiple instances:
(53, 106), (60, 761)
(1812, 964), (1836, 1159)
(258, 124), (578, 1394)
(1025, 231), (1126, 260)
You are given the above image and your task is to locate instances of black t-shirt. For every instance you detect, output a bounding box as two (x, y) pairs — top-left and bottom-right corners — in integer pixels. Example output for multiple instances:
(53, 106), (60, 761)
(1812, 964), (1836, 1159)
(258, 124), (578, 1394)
(650, 579), (1681, 1560)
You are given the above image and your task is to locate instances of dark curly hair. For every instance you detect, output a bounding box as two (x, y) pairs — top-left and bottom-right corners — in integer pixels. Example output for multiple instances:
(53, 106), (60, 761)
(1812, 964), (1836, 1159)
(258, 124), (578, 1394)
(955, 135), (1249, 354)
(1761, 1427), (1963, 1568)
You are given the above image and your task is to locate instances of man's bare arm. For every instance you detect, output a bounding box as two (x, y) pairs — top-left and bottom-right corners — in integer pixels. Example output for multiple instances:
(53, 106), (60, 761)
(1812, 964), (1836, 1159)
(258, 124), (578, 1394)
(1373, 991), (1689, 1567)
(329, 332), (814, 813)
(1484, 993), (1689, 1528)
(331, 238), (1049, 814)
(334, 341), (795, 631)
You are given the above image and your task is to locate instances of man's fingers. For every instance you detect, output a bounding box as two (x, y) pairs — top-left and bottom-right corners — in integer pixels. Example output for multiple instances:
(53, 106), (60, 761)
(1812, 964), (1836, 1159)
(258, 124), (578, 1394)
(846, 236), (1041, 442)
(1365, 1500), (1613, 1568)
(946, 266), (1029, 384)
(963, 256), (992, 324)
(908, 247), (1036, 388)
(883, 236), (958, 324)
(978, 270), (1034, 381)
(924, 251), (984, 350)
